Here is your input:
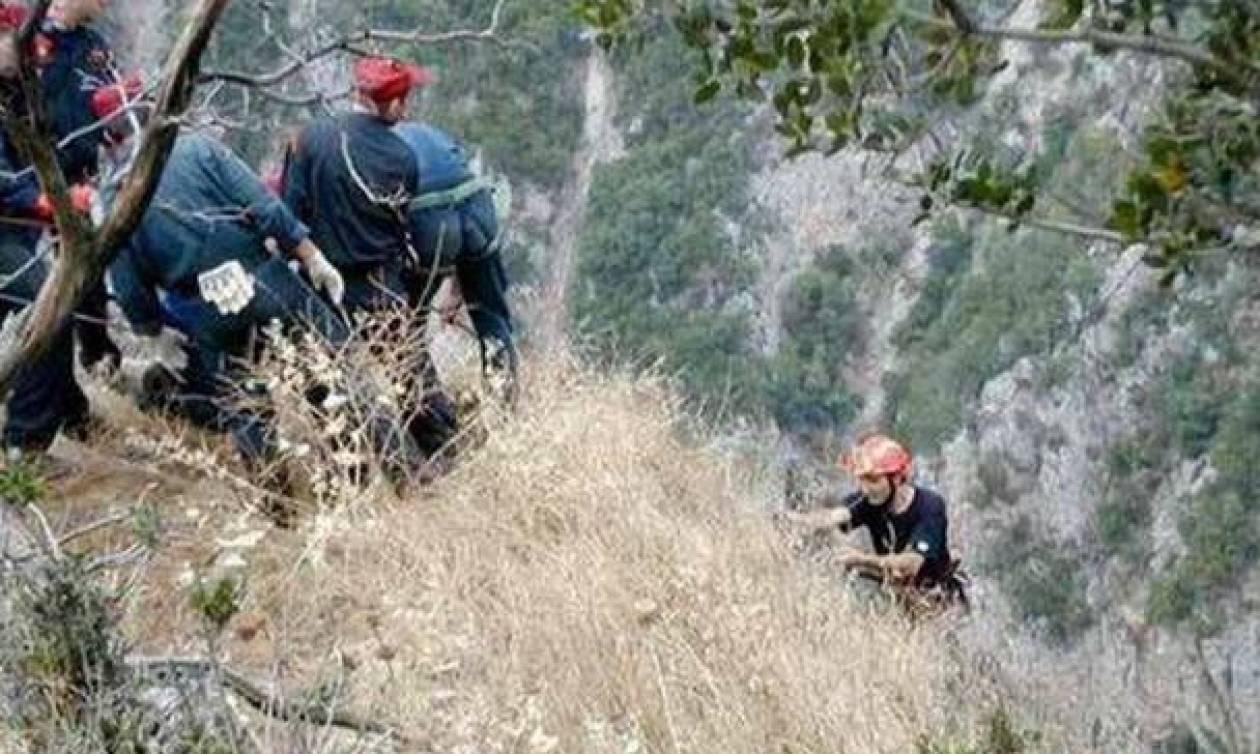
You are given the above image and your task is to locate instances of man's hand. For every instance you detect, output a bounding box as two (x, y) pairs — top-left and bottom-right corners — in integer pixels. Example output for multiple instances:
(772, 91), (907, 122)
(294, 240), (345, 305)
(778, 505), (852, 533)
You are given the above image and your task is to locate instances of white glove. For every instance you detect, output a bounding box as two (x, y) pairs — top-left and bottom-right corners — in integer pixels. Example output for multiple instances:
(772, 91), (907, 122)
(197, 260), (256, 316)
(302, 247), (345, 306)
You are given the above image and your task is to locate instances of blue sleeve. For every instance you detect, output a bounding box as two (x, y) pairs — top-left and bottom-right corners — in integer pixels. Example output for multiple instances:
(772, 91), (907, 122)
(107, 243), (163, 337)
(203, 138), (309, 254)
(456, 251), (514, 346)
(282, 131), (313, 224)
(0, 137), (42, 214)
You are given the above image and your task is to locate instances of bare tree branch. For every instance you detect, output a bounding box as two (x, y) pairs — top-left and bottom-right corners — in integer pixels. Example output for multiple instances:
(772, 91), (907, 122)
(0, 0), (231, 395)
(368, 0), (512, 45)
(962, 203), (1129, 244)
(901, 8), (1259, 79)
(199, 0), (527, 94)
(128, 656), (409, 742)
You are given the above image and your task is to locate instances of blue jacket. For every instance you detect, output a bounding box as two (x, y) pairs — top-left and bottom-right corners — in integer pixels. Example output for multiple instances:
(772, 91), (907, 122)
(38, 21), (116, 182)
(0, 131), (44, 248)
(283, 112), (418, 271)
(109, 133), (310, 335)
(392, 122), (474, 195)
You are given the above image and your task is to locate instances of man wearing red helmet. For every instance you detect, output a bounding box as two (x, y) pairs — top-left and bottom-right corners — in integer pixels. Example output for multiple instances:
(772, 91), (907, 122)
(783, 433), (964, 602)
(281, 55), (433, 314)
(281, 55), (460, 459)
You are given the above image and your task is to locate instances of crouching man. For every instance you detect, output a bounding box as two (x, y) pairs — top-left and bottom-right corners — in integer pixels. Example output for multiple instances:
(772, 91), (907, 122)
(96, 78), (348, 465)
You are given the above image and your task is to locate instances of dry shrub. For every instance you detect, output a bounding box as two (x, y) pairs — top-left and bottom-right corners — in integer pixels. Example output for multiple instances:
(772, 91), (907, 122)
(233, 355), (1064, 754)
(240, 305), (490, 509)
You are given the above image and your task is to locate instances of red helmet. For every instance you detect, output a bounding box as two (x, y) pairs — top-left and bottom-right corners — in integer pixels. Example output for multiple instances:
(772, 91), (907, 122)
(353, 56), (434, 105)
(839, 434), (912, 478)
(91, 73), (143, 120)
(0, 3), (28, 30)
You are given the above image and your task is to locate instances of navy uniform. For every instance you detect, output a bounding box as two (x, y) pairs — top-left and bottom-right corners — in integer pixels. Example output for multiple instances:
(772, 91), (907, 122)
(109, 132), (349, 461)
(393, 122), (515, 390)
(34, 11), (123, 370)
(282, 57), (459, 457)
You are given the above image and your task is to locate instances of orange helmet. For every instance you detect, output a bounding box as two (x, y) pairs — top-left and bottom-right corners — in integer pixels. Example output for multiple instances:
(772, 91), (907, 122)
(839, 434), (912, 478)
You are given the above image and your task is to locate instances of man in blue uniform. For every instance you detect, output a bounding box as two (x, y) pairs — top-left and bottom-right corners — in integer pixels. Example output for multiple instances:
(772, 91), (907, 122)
(393, 122), (516, 401)
(283, 56), (461, 459)
(37, 0), (123, 372)
(97, 84), (348, 464)
(0, 0), (120, 462)
(282, 56), (429, 315)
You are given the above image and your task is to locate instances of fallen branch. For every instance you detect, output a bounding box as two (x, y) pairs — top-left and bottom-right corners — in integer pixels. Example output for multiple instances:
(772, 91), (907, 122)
(128, 656), (408, 743)
(900, 9), (1257, 79)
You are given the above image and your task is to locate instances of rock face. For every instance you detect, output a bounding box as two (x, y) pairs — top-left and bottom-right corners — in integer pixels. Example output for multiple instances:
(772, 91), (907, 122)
(712, 0), (1258, 745)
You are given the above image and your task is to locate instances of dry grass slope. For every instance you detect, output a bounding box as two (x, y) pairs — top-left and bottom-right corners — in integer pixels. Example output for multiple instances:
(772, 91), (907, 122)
(185, 357), (1036, 753)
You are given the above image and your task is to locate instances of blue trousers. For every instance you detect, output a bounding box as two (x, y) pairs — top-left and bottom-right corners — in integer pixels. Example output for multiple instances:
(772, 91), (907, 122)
(161, 256), (350, 461)
(0, 236), (89, 452)
(406, 189), (514, 353)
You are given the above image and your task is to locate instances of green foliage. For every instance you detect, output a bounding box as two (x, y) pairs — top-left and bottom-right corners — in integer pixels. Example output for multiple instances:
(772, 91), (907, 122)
(1148, 348), (1228, 459)
(574, 30), (765, 413)
(916, 705), (1039, 754)
(577, 0), (1260, 280)
(1148, 378), (1260, 633)
(0, 462), (47, 506)
(764, 245), (864, 437)
(189, 574), (245, 632)
(886, 224), (1099, 452)
(1094, 440), (1161, 560)
(987, 517), (1093, 643)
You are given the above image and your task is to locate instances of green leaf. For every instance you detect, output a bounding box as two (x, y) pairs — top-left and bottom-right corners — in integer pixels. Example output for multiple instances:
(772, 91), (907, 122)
(694, 79), (721, 104)
(786, 35), (807, 69)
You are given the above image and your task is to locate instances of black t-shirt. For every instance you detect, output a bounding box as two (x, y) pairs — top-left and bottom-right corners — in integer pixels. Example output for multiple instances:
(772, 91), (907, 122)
(841, 487), (952, 585)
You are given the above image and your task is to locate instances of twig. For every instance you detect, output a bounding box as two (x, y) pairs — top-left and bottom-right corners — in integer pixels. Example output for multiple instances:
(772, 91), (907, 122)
(899, 8), (1258, 79)
(127, 656), (409, 742)
(201, 0), (527, 92)
(57, 511), (132, 548)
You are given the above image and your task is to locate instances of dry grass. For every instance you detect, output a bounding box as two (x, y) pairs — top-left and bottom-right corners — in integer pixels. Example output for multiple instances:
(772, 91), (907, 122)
(11, 335), (1146, 752)
(142, 354), (1058, 754)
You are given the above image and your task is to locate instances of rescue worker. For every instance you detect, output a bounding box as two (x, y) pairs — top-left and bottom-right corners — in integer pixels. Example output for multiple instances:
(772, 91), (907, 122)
(97, 80), (349, 464)
(782, 433), (968, 612)
(281, 55), (429, 314)
(282, 56), (459, 458)
(0, 2), (110, 463)
(37, 0), (124, 372)
(392, 121), (516, 401)
(0, 127), (96, 462)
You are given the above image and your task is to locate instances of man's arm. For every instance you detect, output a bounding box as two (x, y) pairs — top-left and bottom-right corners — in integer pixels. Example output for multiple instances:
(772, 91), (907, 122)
(781, 503), (852, 532)
(838, 550), (925, 584)
(203, 137), (310, 255)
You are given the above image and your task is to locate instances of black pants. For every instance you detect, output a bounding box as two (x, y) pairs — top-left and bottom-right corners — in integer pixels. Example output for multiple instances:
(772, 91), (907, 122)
(0, 236), (89, 452)
(341, 263), (456, 459)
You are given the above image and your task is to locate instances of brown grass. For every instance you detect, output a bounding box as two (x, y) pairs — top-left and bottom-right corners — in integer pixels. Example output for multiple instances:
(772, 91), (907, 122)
(22, 337), (1145, 752)
(138, 354), (1044, 753)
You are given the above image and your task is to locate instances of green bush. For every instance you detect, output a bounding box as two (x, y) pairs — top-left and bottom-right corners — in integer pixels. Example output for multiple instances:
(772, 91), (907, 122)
(764, 245), (865, 437)
(1148, 380), (1260, 632)
(573, 30), (766, 413)
(987, 517), (1094, 643)
(886, 223), (1100, 452)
